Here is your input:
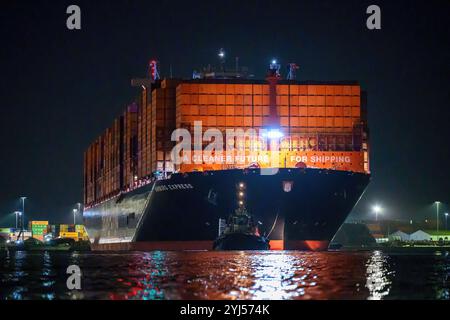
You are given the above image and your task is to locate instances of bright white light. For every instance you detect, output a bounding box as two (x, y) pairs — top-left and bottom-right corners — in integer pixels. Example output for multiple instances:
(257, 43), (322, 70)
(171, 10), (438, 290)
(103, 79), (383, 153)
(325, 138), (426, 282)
(264, 129), (284, 139)
(271, 59), (277, 64)
(239, 201), (243, 205)
(239, 183), (244, 188)
(239, 192), (244, 197)
(373, 205), (382, 214)
(445, 213), (449, 217)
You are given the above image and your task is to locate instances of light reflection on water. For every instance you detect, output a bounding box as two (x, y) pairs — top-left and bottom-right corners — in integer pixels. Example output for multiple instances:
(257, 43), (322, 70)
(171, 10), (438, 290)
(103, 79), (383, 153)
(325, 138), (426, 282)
(0, 250), (449, 300)
(365, 250), (393, 300)
(247, 253), (298, 299)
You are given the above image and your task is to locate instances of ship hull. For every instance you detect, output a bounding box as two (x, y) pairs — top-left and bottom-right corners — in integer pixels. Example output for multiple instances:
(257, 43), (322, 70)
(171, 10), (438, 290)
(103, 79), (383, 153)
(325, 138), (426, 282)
(83, 168), (370, 251)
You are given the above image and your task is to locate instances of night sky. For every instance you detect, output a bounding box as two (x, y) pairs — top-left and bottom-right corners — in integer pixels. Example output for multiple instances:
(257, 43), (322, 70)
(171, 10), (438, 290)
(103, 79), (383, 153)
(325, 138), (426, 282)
(0, 0), (449, 225)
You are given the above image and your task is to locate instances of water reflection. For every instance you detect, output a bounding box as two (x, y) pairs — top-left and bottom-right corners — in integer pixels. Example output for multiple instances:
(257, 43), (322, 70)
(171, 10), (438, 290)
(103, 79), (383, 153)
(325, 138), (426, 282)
(248, 252), (303, 299)
(1, 250), (449, 300)
(431, 251), (450, 300)
(183, 251), (324, 300)
(365, 251), (393, 300)
(111, 251), (166, 300)
(10, 251), (27, 300)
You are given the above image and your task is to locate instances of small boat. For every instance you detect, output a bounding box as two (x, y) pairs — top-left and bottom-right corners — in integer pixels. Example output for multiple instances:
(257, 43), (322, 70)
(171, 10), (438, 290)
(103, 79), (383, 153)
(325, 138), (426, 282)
(213, 206), (270, 251)
(5, 237), (90, 252)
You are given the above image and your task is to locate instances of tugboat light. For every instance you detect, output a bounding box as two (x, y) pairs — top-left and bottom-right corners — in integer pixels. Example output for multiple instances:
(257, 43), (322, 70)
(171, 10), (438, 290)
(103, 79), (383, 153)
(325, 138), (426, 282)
(239, 192), (244, 197)
(239, 182), (245, 188)
(239, 201), (243, 206)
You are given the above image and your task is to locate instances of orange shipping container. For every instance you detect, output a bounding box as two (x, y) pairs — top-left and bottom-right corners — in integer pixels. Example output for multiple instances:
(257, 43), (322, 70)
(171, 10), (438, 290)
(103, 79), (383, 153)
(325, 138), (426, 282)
(225, 84), (235, 94)
(243, 84), (252, 95)
(253, 85), (262, 95)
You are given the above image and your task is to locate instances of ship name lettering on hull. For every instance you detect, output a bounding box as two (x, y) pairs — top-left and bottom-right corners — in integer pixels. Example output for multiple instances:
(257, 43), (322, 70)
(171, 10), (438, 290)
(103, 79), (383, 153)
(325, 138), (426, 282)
(155, 183), (194, 192)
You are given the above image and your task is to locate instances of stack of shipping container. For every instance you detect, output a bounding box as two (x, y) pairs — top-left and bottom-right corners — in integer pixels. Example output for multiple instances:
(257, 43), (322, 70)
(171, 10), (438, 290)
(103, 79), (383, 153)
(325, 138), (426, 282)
(29, 221), (48, 241)
(122, 103), (139, 188)
(152, 79), (180, 173)
(84, 100), (142, 207)
(84, 79), (369, 208)
(176, 82), (362, 136)
(59, 224), (88, 241)
(137, 86), (151, 179)
(175, 81), (368, 172)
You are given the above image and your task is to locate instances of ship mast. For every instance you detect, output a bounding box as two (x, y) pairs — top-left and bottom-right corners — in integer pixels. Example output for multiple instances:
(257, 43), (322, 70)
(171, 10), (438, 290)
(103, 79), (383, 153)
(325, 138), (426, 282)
(266, 59), (281, 128)
(265, 60), (284, 146)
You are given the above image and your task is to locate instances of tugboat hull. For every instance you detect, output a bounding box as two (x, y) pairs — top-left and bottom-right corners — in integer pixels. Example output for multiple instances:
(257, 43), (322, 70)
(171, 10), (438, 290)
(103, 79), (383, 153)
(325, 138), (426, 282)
(213, 233), (270, 251)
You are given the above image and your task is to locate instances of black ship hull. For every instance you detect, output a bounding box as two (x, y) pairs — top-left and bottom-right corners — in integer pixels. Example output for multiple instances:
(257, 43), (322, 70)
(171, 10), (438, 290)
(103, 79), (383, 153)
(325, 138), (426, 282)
(83, 168), (370, 251)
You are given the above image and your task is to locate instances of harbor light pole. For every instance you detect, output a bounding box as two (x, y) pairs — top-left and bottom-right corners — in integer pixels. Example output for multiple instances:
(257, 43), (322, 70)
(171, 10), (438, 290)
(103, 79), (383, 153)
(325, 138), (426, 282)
(20, 197), (26, 239)
(435, 201), (440, 232)
(445, 213), (449, 230)
(372, 205), (382, 222)
(73, 208), (77, 225)
(14, 211), (21, 229)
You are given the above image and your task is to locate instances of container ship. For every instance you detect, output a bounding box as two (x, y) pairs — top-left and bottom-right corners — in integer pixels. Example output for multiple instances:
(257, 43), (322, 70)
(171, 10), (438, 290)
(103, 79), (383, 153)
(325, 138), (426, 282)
(83, 57), (370, 251)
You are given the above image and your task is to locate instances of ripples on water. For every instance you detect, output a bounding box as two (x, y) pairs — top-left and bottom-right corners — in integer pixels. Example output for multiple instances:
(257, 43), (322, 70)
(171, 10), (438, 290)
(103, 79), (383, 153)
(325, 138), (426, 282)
(0, 250), (449, 300)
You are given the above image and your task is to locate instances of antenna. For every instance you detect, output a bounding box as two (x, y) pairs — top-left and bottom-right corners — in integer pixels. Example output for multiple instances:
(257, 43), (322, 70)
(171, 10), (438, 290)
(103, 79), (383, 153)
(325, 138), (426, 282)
(218, 48), (225, 60)
(149, 59), (160, 81)
(218, 48), (226, 72)
(286, 63), (299, 80)
(192, 70), (201, 79)
(266, 59), (281, 128)
(269, 59), (281, 78)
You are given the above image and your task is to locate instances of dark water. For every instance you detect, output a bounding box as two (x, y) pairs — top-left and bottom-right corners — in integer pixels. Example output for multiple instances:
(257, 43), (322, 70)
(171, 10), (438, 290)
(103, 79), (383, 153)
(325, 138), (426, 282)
(0, 250), (449, 300)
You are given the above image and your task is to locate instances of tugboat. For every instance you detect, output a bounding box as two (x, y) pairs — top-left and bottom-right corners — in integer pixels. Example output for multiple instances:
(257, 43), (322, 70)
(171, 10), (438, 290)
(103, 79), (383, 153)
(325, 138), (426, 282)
(213, 207), (270, 250)
(213, 182), (270, 250)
